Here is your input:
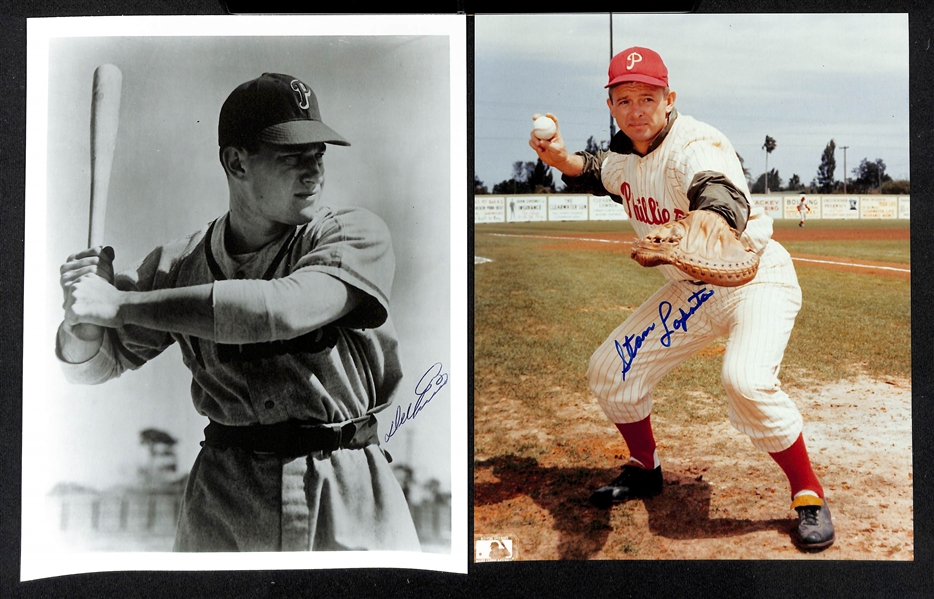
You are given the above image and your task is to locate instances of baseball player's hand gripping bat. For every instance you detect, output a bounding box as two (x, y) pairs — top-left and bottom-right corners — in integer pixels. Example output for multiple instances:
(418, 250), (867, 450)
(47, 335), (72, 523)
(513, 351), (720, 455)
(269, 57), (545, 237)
(74, 64), (122, 339)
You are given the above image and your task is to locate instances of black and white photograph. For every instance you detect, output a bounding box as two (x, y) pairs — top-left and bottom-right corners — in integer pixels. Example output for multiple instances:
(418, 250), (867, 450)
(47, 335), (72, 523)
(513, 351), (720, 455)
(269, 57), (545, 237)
(21, 14), (466, 578)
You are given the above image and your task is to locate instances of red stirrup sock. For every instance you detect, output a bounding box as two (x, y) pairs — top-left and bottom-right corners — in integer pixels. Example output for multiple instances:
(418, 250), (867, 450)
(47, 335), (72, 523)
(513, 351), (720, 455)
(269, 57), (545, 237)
(768, 433), (824, 499)
(615, 416), (658, 469)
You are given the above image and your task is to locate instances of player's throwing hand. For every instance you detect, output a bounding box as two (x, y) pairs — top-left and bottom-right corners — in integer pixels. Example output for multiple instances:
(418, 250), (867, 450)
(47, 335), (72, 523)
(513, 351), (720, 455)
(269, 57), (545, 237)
(528, 112), (569, 168)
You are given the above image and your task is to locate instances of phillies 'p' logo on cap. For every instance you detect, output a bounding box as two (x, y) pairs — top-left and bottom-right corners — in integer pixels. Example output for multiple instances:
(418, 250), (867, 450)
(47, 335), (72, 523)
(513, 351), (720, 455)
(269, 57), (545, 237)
(626, 52), (642, 71)
(290, 79), (312, 110)
(218, 73), (350, 148)
(607, 46), (668, 88)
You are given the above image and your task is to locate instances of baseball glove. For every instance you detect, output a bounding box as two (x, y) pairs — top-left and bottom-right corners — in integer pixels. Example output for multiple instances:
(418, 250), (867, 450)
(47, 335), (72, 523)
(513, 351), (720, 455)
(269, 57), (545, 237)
(630, 210), (759, 287)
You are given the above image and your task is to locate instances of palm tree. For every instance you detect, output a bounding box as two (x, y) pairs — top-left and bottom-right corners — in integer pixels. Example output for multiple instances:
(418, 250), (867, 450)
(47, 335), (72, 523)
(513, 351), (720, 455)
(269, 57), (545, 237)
(762, 135), (777, 193)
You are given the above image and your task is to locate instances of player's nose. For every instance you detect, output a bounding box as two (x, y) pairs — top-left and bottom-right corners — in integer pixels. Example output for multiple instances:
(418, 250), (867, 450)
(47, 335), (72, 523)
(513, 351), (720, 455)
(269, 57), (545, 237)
(299, 156), (324, 184)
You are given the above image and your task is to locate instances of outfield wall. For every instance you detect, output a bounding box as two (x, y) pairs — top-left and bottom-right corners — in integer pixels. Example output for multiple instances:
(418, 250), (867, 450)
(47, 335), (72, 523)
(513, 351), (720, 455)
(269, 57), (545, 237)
(476, 194), (910, 223)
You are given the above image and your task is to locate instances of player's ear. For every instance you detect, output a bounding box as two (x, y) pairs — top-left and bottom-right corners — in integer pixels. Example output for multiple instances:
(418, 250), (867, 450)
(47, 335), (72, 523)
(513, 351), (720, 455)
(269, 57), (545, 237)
(666, 90), (677, 113)
(221, 146), (249, 180)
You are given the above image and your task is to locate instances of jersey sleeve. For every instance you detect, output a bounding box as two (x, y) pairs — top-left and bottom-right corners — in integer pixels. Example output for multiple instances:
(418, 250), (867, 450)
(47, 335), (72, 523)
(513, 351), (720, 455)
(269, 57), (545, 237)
(212, 208), (395, 344)
(56, 239), (191, 383)
(291, 208), (395, 330)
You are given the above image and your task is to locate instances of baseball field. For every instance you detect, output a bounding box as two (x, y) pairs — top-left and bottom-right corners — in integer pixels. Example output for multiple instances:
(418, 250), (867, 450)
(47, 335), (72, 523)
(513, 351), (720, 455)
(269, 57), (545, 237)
(474, 218), (911, 560)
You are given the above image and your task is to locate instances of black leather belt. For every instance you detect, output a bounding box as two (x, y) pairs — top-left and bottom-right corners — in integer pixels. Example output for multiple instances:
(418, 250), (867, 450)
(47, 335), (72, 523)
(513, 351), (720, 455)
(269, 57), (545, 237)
(202, 414), (378, 458)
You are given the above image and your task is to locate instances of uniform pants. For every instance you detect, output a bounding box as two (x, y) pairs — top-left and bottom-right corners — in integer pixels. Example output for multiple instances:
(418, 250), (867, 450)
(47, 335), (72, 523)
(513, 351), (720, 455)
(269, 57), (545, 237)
(174, 444), (421, 551)
(587, 244), (804, 453)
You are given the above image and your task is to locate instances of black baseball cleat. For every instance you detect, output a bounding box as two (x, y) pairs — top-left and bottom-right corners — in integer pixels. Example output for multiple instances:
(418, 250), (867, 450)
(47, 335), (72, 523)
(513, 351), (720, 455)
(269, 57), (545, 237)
(792, 496), (836, 551)
(589, 464), (663, 508)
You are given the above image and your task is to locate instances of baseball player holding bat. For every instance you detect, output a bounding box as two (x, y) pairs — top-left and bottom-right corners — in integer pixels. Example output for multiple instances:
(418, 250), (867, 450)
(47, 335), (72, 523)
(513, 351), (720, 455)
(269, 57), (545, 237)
(529, 47), (835, 551)
(57, 72), (420, 551)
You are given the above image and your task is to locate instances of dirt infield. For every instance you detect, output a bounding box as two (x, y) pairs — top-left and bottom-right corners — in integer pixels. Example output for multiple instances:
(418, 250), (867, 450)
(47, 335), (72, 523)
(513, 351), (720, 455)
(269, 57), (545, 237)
(474, 375), (913, 561)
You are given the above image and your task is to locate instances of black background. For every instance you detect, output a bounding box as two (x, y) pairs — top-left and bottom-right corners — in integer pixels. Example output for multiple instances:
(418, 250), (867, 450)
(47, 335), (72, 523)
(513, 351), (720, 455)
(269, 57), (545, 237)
(3, 1), (932, 598)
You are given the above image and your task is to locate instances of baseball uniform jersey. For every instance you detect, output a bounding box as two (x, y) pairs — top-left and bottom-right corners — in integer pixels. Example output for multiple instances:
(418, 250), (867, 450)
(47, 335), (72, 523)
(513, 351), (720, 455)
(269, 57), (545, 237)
(57, 204), (420, 551)
(565, 108), (805, 454)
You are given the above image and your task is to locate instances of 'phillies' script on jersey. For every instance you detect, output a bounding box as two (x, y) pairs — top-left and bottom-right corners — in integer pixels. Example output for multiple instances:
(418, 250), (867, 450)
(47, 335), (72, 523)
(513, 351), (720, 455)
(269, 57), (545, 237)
(620, 182), (686, 225)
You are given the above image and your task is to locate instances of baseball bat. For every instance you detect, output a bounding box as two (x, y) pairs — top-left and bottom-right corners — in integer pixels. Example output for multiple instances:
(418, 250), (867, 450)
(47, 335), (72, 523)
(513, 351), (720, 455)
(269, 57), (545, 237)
(88, 63), (122, 248)
(74, 64), (121, 340)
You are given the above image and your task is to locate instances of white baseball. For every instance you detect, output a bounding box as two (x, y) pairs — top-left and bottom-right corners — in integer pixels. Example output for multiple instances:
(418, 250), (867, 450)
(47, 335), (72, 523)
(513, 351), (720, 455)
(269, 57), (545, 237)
(532, 115), (557, 140)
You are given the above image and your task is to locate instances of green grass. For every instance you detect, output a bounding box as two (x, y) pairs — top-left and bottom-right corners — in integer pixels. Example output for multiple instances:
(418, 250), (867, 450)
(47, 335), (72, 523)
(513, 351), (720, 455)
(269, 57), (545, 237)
(771, 219), (909, 231)
(781, 240), (910, 264)
(477, 221), (636, 236)
(474, 221), (911, 426)
(474, 234), (656, 418)
(785, 268), (910, 379)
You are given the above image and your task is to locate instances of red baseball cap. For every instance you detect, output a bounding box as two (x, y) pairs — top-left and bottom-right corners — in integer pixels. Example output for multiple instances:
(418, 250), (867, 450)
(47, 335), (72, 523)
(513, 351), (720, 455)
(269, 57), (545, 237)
(606, 47), (668, 88)
(218, 73), (350, 148)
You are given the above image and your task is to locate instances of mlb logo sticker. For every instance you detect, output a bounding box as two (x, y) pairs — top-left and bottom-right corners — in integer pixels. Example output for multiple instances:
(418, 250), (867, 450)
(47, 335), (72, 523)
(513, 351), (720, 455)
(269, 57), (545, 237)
(475, 536), (516, 562)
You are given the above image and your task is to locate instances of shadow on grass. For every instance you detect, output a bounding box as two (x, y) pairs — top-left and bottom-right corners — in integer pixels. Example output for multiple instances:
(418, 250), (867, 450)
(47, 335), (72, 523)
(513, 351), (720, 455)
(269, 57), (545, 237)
(475, 454), (792, 560)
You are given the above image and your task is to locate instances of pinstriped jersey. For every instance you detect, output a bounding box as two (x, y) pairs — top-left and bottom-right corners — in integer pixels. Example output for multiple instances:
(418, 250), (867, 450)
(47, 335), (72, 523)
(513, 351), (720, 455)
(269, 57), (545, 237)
(601, 113), (777, 283)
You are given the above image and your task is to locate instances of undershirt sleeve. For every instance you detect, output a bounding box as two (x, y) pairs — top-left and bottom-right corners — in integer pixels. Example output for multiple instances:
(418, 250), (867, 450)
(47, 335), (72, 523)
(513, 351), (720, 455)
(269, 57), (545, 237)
(687, 171), (751, 232)
(560, 150), (616, 199)
(56, 328), (125, 384)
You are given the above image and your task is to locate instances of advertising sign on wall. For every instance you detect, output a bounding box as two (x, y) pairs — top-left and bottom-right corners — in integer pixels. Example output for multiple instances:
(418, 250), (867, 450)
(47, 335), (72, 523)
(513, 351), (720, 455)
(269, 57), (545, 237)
(589, 196), (629, 221)
(750, 195), (782, 218)
(860, 196), (898, 219)
(898, 196), (910, 219)
(548, 195), (589, 221)
(505, 196), (547, 222)
(783, 195), (820, 220)
(821, 196), (861, 219)
(474, 195), (506, 223)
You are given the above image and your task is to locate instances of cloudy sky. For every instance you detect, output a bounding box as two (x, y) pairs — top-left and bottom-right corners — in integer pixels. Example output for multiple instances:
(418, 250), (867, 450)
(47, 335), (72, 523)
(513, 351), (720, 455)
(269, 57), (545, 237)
(475, 13), (909, 191)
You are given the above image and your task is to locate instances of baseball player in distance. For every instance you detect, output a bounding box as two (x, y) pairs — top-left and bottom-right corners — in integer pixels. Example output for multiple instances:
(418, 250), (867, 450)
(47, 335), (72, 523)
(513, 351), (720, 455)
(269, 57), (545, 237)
(57, 73), (420, 552)
(798, 193), (811, 227)
(529, 47), (835, 551)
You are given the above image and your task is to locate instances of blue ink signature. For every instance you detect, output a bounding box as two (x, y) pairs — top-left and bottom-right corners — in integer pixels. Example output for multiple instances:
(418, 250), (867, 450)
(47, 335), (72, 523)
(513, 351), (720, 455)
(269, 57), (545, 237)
(385, 362), (449, 443)
(614, 288), (716, 378)
(659, 288), (715, 347)
(615, 324), (656, 381)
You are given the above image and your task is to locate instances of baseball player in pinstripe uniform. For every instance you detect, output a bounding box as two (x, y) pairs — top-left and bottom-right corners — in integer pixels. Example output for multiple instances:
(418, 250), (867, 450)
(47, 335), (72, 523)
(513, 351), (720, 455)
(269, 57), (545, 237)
(57, 73), (420, 552)
(530, 47), (835, 550)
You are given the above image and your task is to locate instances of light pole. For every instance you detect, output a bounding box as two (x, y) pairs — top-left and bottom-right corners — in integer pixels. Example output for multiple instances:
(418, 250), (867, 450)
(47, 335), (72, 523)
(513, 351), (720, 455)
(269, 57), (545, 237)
(841, 145), (849, 194)
(764, 147), (768, 194)
(609, 13), (616, 138)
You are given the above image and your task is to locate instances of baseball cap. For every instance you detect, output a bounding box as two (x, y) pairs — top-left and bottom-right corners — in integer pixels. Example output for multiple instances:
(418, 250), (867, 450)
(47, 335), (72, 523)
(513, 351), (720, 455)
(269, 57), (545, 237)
(606, 47), (668, 88)
(218, 73), (350, 148)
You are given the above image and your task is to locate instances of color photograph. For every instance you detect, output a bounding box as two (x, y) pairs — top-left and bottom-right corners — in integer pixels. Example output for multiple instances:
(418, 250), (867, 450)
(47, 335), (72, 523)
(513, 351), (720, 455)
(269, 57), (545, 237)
(474, 12), (911, 560)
